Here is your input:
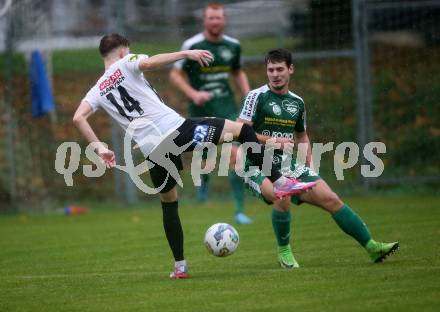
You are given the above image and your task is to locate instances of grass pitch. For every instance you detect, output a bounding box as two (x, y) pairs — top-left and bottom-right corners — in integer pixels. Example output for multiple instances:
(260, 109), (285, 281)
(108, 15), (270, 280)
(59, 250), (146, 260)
(1, 195), (439, 312)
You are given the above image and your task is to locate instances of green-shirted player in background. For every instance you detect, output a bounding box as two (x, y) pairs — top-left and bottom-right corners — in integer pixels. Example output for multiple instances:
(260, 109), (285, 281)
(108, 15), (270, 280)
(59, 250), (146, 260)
(237, 48), (399, 268)
(170, 2), (252, 224)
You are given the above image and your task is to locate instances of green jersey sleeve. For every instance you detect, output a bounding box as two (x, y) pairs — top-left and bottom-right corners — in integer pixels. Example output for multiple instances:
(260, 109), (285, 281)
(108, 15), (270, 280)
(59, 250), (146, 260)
(294, 104), (307, 132)
(231, 44), (242, 71)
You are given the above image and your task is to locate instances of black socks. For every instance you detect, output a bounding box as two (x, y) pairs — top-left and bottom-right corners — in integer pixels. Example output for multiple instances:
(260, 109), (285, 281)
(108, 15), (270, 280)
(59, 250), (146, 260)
(161, 201), (184, 261)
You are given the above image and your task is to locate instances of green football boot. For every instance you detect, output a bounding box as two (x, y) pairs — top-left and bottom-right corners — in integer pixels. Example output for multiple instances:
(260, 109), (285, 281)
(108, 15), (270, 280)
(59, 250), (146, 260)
(278, 244), (300, 269)
(366, 240), (399, 263)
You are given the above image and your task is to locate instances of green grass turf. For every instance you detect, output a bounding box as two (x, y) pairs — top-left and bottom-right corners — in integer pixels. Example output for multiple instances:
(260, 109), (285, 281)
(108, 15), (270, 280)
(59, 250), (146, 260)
(1, 195), (439, 312)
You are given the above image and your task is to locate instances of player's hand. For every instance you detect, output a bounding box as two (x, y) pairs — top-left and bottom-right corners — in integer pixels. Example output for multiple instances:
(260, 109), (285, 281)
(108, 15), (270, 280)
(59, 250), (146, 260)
(191, 90), (212, 106)
(276, 137), (295, 151)
(185, 50), (214, 67)
(97, 147), (116, 168)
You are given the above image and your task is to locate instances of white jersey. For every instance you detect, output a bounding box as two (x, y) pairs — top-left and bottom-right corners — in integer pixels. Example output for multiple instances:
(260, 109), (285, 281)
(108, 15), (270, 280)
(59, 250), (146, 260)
(83, 54), (185, 157)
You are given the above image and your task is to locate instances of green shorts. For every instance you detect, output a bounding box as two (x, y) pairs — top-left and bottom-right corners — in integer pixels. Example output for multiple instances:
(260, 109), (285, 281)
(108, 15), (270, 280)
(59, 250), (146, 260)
(243, 159), (321, 205)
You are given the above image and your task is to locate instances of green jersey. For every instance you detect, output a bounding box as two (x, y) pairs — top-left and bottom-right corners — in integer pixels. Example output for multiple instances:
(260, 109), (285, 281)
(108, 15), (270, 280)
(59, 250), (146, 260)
(240, 85), (319, 203)
(239, 84), (306, 138)
(239, 84), (307, 164)
(174, 33), (243, 119)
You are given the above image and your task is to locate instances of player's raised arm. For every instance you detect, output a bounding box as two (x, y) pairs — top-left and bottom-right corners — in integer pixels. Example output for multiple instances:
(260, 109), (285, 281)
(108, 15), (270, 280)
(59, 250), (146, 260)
(73, 100), (115, 168)
(139, 50), (214, 72)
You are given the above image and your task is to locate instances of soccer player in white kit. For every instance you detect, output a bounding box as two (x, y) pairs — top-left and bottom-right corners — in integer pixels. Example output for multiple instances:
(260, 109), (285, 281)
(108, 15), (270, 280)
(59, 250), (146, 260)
(73, 33), (316, 279)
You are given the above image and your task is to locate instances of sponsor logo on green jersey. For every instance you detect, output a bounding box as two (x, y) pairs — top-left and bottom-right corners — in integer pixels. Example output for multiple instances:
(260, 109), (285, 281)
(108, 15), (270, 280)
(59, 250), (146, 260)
(281, 100), (299, 117)
(269, 101), (282, 116)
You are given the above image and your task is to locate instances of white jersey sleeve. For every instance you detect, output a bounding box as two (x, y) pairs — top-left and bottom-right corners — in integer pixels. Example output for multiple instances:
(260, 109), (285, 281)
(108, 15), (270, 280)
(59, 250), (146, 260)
(125, 53), (148, 74)
(83, 86), (101, 112)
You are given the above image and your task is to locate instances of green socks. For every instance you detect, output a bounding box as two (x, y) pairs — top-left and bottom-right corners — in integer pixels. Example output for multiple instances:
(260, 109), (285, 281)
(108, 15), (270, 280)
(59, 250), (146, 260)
(332, 204), (372, 247)
(272, 204), (373, 256)
(272, 209), (292, 246)
(365, 239), (379, 252)
(228, 170), (245, 214)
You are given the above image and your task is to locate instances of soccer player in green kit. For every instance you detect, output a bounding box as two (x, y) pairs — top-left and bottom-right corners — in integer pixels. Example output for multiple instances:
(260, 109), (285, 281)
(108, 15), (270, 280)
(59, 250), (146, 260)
(237, 48), (399, 268)
(170, 3), (252, 224)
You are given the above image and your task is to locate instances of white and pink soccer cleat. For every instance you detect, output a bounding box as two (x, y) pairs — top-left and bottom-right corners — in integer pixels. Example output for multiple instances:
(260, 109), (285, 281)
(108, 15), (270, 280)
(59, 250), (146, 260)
(273, 178), (316, 199)
(169, 264), (189, 279)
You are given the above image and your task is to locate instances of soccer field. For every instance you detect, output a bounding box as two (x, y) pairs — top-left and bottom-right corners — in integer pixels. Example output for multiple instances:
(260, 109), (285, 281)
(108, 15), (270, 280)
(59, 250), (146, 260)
(1, 196), (439, 312)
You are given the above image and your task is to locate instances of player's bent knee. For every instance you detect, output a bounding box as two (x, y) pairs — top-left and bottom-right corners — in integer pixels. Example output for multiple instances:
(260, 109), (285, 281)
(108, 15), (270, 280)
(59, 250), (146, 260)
(274, 198), (290, 212)
(322, 192), (343, 211)
(159, 187), (178, 202)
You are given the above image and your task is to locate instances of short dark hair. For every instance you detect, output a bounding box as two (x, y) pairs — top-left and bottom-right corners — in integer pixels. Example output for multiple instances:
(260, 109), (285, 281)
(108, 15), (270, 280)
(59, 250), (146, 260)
(204, 2), (224, 15)
(264, 48), (293, 67)
(99, 33), (130, 57)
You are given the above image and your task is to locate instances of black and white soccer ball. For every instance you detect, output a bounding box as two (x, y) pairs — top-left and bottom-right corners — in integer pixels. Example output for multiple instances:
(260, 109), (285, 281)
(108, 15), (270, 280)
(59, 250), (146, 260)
(204, 223), (239, 257)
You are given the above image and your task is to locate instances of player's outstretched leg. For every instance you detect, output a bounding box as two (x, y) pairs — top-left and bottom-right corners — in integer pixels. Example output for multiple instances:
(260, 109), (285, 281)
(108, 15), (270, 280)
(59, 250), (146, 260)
(221, 120), (316, 198)
(298, 179), (399, 263)
(332, 205), (400, 263)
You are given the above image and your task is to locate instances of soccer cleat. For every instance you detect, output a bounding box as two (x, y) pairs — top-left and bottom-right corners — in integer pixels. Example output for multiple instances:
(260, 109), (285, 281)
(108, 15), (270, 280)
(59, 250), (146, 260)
(169, 264), (189, 279)
(235, 212), (253, 225)
(366, 240), (399, 263)
(273, 178), (316, 199)
(277, 244), (300, 269)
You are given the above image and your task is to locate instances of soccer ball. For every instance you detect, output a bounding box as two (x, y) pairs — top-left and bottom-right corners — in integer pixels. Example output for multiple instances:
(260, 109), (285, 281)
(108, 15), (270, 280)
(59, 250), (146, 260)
(204, 223), (239, 257)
